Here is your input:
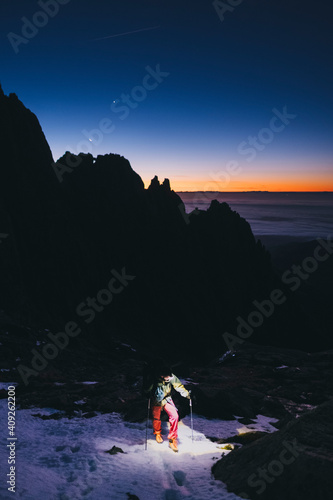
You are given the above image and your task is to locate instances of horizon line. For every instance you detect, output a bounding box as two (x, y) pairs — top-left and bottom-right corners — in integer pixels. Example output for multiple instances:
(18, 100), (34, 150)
(175, 190), (333, 193)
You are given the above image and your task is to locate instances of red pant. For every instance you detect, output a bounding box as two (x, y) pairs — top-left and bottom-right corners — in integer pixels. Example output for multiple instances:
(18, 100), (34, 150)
(152, 401), (179, 440)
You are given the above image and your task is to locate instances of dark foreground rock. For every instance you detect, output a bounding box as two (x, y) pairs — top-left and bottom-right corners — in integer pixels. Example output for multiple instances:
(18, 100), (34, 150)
(212, 398), (333, 500)
(180, 343), (333, 424)
(209, 431), (269, 445)
(105, 446), (125, 455)
(1, 333), (331, 432)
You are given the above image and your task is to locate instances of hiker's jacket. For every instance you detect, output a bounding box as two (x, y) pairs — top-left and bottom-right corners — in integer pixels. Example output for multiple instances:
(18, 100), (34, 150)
(145, 374), (190, 407)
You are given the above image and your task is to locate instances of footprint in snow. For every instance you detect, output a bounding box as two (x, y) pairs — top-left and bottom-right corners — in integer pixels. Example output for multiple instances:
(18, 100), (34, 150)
(39, 456), (59, 467)
(173, 470), (186, 486)
(70, 445), (80, 453)
(60, 454), (73, 464)
(82, 486), (93, 496)
(67, 471), (77, 483)
(88, 459), (97, 472)
(55, 445), (67, 452)
(164, 489), (182, 500)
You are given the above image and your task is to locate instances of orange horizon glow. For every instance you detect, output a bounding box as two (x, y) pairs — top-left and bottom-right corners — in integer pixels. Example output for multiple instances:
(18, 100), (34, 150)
(143, 177), (333, 192)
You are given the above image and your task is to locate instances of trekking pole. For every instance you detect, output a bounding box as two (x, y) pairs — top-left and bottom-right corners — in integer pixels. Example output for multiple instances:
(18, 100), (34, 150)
(189, 397), (193, 443)
(145, 398), (150, 450)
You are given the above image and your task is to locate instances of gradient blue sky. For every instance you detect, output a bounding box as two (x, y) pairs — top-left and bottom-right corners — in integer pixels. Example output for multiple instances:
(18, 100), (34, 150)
(1, 0), (332, 190)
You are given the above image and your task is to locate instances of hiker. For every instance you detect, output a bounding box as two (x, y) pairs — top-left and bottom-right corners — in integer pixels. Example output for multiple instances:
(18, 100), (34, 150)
(143, 363), (190, 452)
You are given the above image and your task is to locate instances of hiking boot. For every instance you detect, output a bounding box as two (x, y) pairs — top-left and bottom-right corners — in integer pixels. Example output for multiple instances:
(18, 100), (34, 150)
(169, 439), (178, 452)
(155, 433), (163, 444)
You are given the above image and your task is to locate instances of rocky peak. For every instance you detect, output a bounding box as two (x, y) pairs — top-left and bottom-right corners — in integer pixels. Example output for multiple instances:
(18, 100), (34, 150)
(148, 175), (160, 190)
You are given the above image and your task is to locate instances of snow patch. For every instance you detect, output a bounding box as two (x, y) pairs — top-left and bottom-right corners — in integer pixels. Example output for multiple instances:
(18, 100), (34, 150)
(0, 399), (277, 499)
(219, 350), (236, 363)
(75, 381), (98, 385)
(120, 343), (136, 352)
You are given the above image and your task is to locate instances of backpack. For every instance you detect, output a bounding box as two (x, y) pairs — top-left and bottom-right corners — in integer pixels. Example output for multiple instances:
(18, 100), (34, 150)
(154, 385), (165, 403)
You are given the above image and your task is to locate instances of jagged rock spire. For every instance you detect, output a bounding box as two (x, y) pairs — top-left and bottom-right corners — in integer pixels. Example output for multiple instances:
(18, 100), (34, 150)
(162, 178), (171, 191)
(148, 175), (160, 190)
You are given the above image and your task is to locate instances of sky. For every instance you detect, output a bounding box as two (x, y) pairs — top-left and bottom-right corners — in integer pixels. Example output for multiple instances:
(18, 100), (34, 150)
(1, 0), (333, 191)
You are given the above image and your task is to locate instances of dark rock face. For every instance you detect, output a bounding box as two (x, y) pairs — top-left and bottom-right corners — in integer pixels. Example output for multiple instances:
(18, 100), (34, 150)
(212, 398), (333, 500)
(172, 343), (333, 426)
(0, 89), (58, 324)
(4, 339), (331, 430)
(0, 86), (331, 364)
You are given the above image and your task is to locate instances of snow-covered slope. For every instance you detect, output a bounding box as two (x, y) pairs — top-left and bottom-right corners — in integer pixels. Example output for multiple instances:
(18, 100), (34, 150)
(0, 385), (277, 500)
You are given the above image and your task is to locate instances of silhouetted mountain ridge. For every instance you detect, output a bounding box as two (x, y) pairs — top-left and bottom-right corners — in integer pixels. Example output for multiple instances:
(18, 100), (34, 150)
(0, 88), (330, 360)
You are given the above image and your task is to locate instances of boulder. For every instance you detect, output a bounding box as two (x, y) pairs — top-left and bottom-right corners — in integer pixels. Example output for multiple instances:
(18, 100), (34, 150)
(212, 398), (333, 500)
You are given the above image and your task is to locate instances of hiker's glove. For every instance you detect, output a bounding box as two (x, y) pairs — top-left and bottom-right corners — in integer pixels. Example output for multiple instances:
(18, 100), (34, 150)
(186, 391), (191, 399)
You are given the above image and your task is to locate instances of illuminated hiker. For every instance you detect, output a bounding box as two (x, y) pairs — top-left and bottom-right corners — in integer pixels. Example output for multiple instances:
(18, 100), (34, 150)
(144, 364), (191, 453)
